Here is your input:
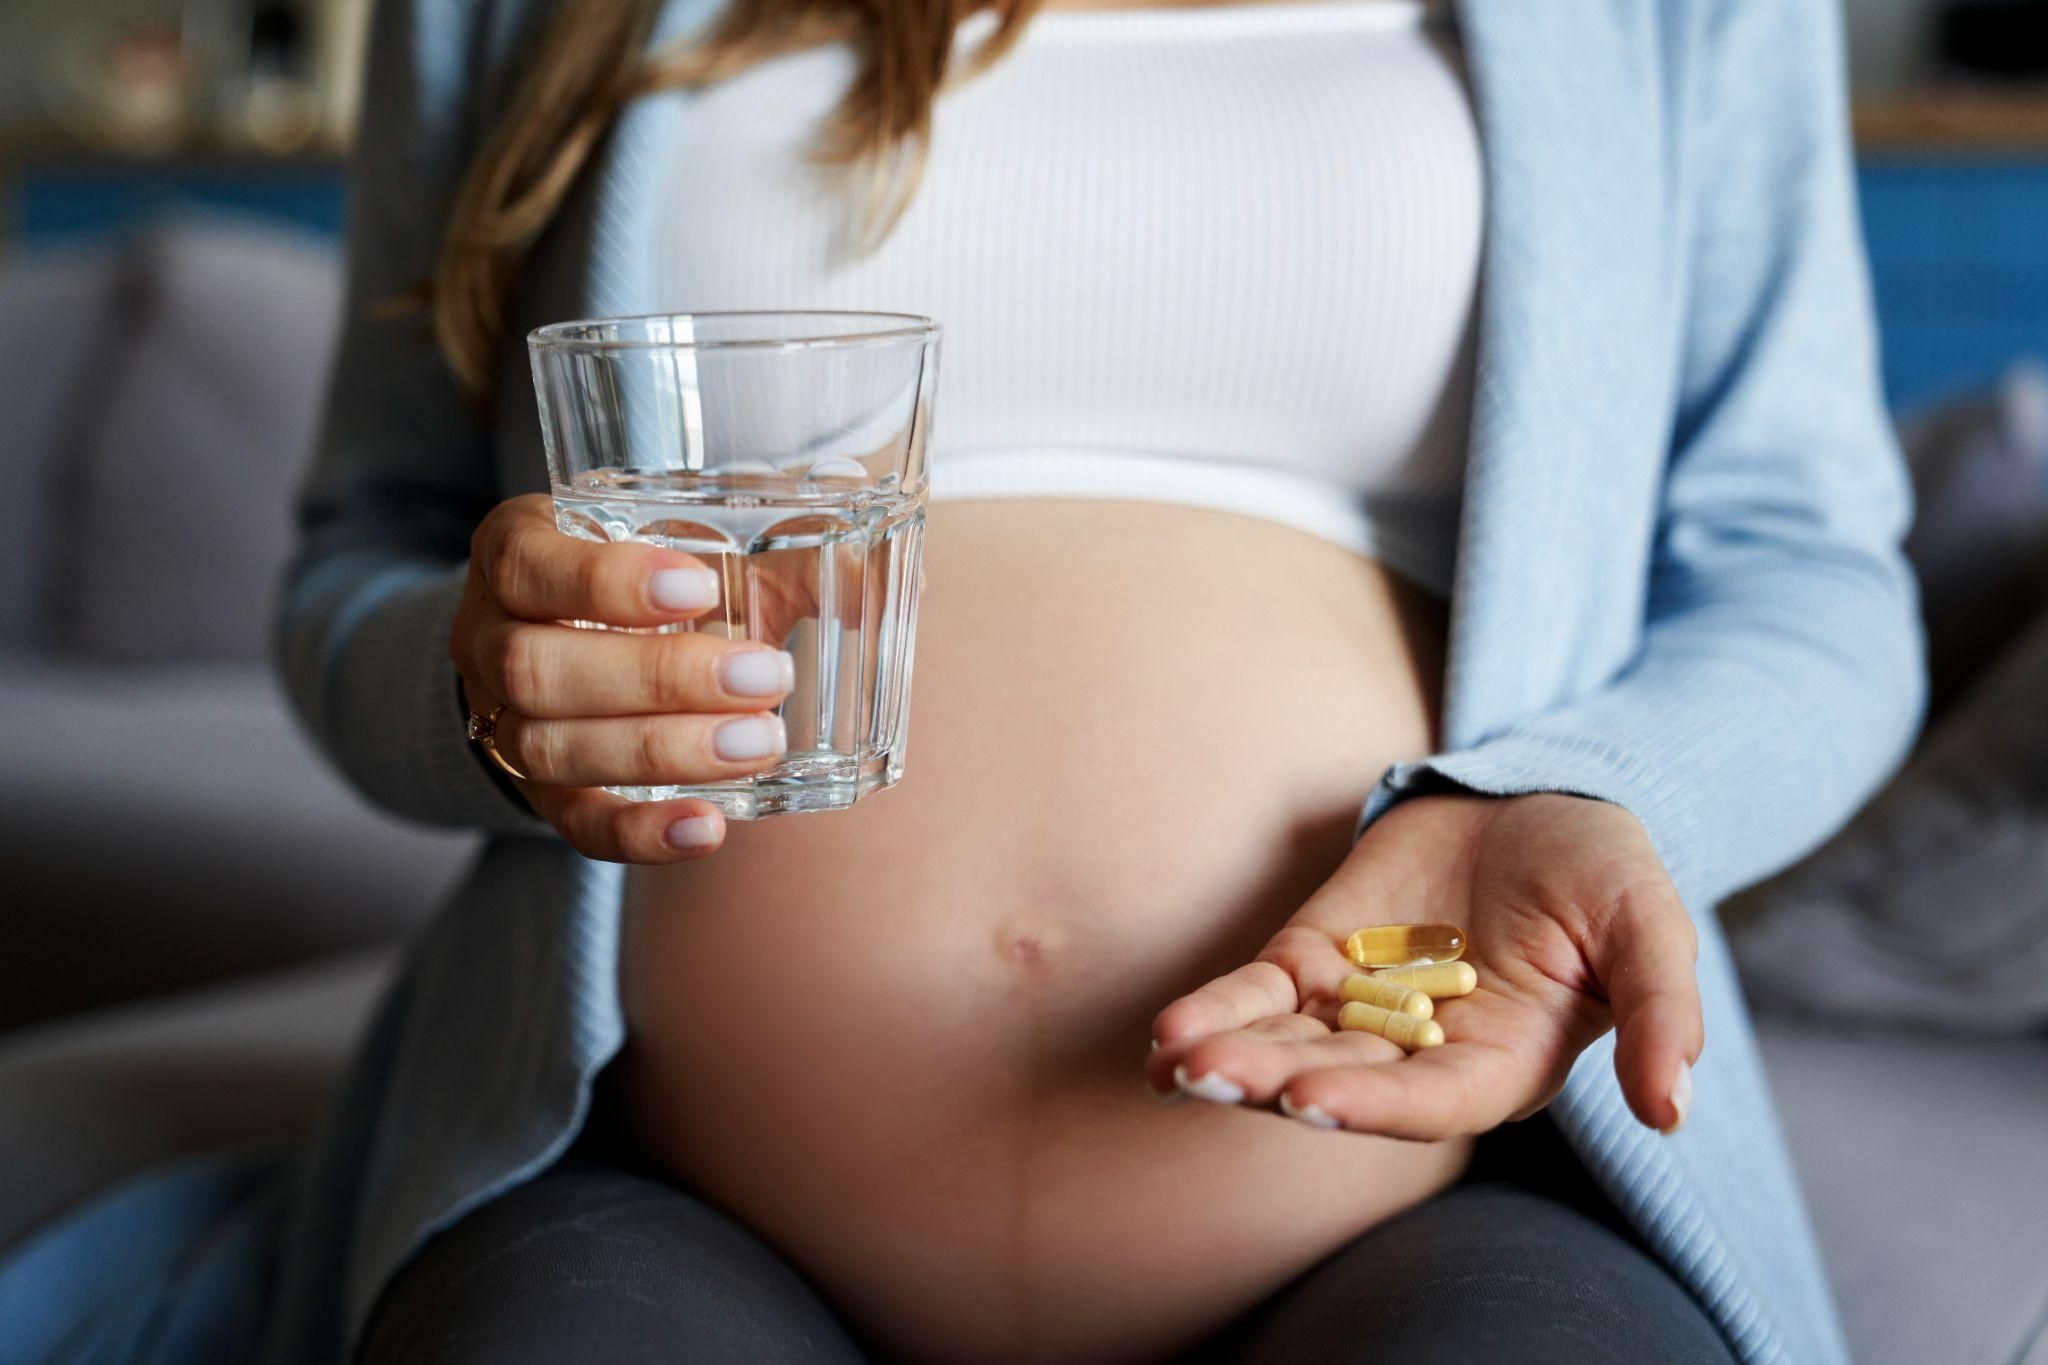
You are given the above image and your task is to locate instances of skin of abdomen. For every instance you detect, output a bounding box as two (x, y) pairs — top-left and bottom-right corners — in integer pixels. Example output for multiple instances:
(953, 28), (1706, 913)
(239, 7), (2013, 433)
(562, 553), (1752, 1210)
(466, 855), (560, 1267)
(616, 498), (1469, 1365)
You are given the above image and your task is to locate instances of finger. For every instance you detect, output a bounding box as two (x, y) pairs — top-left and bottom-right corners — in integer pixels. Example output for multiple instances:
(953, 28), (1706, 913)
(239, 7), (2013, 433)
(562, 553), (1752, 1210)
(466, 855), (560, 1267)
(471, 617), (795, 719)
(1146, 1011), (1323, 1094)
(1282, 1043), (1515, 1142)
(1150, 962), (1299, 1050)
(529, 787), (730, 864)
(1159, 1019), (1407, 1105)
(1148, 918), (1367, 1050)
(1598, 886), (1705, 1133)
(495, 709), (788, 788)
(474, 494), (725, 628)
(1256, 921), (1368, 1005)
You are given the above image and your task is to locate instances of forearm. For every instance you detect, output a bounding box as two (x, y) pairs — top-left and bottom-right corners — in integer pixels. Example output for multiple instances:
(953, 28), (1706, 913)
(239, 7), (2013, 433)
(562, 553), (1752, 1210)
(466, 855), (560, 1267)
(1359, 554), (1924, 910)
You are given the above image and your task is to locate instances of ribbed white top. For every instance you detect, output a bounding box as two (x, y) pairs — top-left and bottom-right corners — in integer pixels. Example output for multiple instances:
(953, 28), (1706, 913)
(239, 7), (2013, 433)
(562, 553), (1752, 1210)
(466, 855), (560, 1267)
(651, 0), (1481, 595)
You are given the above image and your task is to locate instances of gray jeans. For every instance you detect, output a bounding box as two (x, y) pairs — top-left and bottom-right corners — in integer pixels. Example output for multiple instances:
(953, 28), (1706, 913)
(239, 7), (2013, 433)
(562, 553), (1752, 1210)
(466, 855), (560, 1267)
(359, 1113), (1736, 1365)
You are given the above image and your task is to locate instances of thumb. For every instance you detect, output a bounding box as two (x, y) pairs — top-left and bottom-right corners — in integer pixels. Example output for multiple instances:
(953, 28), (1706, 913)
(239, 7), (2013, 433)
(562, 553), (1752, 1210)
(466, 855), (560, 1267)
(1596, 883), (1705, 1134)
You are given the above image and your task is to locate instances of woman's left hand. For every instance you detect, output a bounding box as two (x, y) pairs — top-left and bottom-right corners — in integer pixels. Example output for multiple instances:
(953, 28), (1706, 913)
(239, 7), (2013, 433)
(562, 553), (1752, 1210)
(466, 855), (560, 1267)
(1144, 793), (1704, 1138)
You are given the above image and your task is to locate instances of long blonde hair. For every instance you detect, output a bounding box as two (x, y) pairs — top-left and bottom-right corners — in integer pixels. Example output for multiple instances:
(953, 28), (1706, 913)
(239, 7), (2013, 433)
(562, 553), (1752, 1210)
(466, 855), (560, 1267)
(433, 0), (1040, 395)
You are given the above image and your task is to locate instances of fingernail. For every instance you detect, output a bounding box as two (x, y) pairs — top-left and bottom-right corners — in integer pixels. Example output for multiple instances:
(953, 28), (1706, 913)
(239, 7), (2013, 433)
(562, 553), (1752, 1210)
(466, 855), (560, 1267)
(1661, 1061), (1694, 1135)
(664, 815), (721, 850)
(652, 567), (720, 610)
(1149, 1038), (1160, 1051)
(720, 649), (795, 697)
(714, 715), (786, 761)
(1279, 1093), (1341, 1130)
(1173, 1064), (1246, 1105)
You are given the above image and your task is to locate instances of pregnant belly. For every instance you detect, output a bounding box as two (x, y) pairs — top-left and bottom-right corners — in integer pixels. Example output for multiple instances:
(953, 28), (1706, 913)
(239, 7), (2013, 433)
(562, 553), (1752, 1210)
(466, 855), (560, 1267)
(616, 499), (1467, 1365)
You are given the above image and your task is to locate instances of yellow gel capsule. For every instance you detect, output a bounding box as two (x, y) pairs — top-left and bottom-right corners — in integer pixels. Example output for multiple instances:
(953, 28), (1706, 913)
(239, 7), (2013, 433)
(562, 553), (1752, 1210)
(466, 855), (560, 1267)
(1338, 1000), (1445, 1051)
(1344, 923), (1465, 969)
(1370, 961), (1478, 999)
(1338, 973), (1433, 1019)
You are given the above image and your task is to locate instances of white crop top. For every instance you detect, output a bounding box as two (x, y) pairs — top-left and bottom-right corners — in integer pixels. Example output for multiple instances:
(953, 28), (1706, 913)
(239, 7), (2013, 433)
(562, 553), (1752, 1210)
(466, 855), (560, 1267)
(651, 0), (1482, 597)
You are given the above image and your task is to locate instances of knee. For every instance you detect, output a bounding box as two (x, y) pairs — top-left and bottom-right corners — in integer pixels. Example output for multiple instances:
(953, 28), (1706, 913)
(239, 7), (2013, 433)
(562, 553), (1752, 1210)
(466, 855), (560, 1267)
(1228, 1188), (1736, 1365)
(358, 1166), (865, 1365)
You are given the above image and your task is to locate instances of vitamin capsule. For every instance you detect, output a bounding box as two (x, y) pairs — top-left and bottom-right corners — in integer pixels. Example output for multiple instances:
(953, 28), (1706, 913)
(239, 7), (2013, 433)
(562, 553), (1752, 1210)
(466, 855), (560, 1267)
(1343, 923), (1466, 969)
(1338, 1000), (1445, 1051)
(1370, 961), (1478, 999)
(1338, 972), (1433, 1019)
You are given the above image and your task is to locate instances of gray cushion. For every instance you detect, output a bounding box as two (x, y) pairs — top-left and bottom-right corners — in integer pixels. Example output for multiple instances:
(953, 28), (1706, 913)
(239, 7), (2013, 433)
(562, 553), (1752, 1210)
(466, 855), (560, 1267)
(61, 215), (343, 662)
(0, 658), (474, 1030)
(1757, 1017), (2048, 1365)
(1898, 362), (2048, 718)
(1730, 601), (2048, 1030)
(0, 245), (125, 650)
(0, 951), (392, 1256)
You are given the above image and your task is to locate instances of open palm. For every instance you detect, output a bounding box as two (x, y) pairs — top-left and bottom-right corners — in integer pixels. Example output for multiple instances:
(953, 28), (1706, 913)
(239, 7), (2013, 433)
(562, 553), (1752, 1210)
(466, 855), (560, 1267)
(1143, 793), (1703, 1138)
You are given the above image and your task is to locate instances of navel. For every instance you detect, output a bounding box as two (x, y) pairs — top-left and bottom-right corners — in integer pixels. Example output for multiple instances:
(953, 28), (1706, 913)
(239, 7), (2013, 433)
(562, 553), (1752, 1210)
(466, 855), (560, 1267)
(993, 914), (1072, 971)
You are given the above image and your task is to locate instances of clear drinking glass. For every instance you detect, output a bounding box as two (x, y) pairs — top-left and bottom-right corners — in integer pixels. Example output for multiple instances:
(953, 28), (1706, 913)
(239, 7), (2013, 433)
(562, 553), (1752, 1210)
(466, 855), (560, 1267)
(528, 311), (941, 819)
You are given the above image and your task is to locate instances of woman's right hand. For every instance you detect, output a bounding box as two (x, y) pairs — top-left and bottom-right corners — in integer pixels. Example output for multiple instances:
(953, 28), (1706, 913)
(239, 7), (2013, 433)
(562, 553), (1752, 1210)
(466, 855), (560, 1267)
(449, 494), (798, 863)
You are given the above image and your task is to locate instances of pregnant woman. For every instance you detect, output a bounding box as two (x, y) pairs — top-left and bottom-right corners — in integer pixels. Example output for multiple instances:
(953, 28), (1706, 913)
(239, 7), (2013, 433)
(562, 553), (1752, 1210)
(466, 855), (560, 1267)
(258, 0), (1916, 1361)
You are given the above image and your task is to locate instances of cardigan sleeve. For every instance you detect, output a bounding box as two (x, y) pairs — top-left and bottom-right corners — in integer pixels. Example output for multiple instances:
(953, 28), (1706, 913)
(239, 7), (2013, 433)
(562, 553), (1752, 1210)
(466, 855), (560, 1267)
(275, 0), (551, 836)
(1356, 0), (1926, 909)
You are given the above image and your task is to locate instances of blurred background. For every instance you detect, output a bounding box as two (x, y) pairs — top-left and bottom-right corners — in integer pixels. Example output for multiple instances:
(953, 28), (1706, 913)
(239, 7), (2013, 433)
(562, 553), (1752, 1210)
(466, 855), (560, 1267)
(0, 0), (468, 1038)
(0, 2), (2044, 1361)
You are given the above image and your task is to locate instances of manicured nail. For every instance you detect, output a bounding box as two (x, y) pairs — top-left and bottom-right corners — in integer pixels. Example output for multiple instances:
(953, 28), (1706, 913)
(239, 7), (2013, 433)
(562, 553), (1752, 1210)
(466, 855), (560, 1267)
(664, 815), (721, 850)
(720, 649), (795, 697)
(1661, 1061), (1694, 1135)
(651, 567), (720, 610)
(1279, 1093), (1341, 1130)
(714, 715), (787, 761)
(1173, 1065), (1245, 1105)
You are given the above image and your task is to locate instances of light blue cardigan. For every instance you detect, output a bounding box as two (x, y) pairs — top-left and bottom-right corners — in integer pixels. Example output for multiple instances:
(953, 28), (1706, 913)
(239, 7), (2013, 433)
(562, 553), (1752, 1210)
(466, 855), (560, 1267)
(0, 1), (1921, 1362)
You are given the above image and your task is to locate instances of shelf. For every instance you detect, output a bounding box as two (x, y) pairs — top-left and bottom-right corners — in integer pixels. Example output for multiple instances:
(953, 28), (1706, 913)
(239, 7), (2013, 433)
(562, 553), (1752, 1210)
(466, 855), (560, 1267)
(0, 127), (350, 247)
(0, 125), (346, 173)
(1856, 92), (2048, 153)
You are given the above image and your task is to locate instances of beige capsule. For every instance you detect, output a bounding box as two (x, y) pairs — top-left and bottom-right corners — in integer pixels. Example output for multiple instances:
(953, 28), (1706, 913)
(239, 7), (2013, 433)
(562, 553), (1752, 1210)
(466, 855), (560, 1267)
(1338, 1000), (1445, 1051)
(1338, 972), (1433, 1019)
(1370, 961), (1478, 999)
(1343, 923), (1466, 969)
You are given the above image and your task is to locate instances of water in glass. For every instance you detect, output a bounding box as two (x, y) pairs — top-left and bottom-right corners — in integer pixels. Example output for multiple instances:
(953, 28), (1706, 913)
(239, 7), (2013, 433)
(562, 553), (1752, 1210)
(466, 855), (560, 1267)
(555, 467), (926, 818)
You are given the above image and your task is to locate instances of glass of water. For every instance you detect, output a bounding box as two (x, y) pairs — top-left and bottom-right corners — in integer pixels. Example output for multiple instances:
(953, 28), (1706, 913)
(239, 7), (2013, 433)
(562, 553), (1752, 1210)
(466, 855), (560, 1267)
(528, 311), (941, 819)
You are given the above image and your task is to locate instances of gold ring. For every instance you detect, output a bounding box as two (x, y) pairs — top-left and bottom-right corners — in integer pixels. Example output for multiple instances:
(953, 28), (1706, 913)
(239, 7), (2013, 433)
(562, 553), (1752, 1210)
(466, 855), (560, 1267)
(465, 702), (530, 781)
